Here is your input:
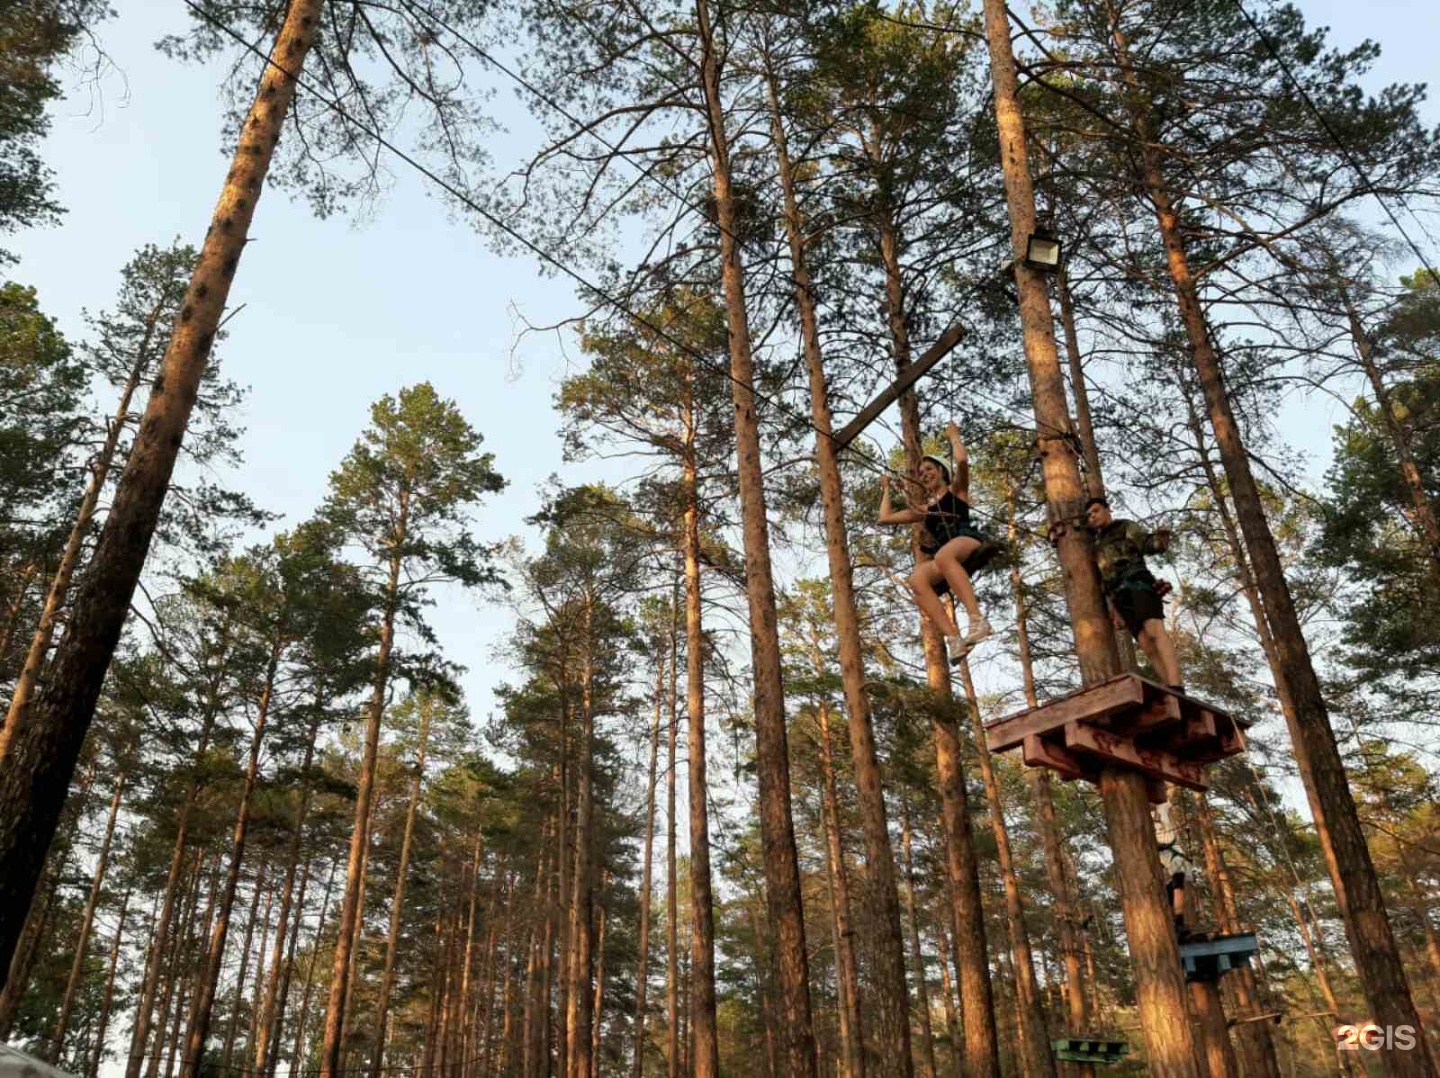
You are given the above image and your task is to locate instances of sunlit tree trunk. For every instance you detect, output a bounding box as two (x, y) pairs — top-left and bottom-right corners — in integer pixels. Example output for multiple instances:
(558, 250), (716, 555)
(50, 767), (127, 1060)
(0, 0), (326, 983)
(1107, 15), (1429, 1069)
(899, 802), (939, 1078)
(633, 654), (664, 1078)
(88, 889), (131, 1078)
(370, 695), (436, 1076)
(694, 4), (816, 1071)
(219, 869), (268, 1076)
(980, 2), (1200, 1073)
(818, 703), (865, 1078)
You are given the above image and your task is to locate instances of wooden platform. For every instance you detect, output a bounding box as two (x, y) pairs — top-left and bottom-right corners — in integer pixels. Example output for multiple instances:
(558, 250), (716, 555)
(1179, 931), (1259, 983)
(1052, 1037), (1130, 1065)
(984, 675), (1247, 799)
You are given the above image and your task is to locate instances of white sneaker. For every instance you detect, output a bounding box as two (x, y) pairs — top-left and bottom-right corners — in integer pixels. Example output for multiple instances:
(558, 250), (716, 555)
(945, 634), (967, 665)
(962, 618), (993, 653)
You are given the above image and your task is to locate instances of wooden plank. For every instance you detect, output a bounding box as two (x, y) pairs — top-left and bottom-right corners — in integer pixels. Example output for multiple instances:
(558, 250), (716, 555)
(832, 323), (965, 449)
(986, 675), (1146, 752)
(1128, 694), (1183, 732)
(1063, 722), (1209, 792)
(1022, 734), (1092, 781)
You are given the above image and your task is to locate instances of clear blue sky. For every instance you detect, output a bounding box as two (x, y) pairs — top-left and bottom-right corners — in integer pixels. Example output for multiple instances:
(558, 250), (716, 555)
(11, 0), (1440, 718)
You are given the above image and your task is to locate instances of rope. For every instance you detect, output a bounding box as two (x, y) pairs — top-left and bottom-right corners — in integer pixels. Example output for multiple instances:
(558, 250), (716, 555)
(180, 0), (1072, 550)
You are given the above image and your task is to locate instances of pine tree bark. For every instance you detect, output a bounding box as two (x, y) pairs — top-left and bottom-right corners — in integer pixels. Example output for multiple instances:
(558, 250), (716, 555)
(180, 641), (279, 1078)
(220, 880), (264, 1076)
(263, 854), (313, 1078)
(320, 488), (408, 1078)
(666, 611), (680, 1078)
(563, 600), (597, 1078)
(933, 915), (962, 1077)
(369, 694), (436, 1077)
(2, 299), (162, 744)
(143, 852), (204, 1078)
(88, 890), (131, 1078)
(458, 830), (485, 1073)
(1188, 980), (1239, 1078)
(126, 625), (233, 1078)
(899, 802), (939, 1078)
(1196, 797), (1281, 1078)
(292, 861), (340, 1077)
(0, 0), (325, 981)
(818, 704), (866, 1078)
(957, 663), (1055, 1078)
(256, 703), (325, 1077)
(164, 857), (222, 1078)
(695, 0), (818, 1069)
(1340, 290), (1440, 564)
(680, 384), (721, 1078)
(867, 91), (1002, 1078)
(50, 767), (127, 1061)
(633, 655), (664, 1078)
(1010, 515), (1091, 1065)
(591, 876), (608, 1078)
(979, 3), (1201, 1074)
(763, 56), (914, 1078)
(1118, 57), (1430, 1074)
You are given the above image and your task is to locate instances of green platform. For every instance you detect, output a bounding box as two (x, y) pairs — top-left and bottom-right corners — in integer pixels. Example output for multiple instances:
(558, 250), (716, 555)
(1052, 1037), (1130, 1065)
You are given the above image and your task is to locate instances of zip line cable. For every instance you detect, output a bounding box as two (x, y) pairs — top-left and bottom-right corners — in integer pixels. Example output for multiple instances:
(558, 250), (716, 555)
(178, 0), (1067, 546)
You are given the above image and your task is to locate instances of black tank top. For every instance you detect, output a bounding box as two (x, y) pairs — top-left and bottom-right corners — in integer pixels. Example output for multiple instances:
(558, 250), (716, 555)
(921, 491), (972, 555)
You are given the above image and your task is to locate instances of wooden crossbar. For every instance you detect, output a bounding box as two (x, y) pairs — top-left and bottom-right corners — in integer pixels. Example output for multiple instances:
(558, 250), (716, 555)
(831, 323), (966, 449)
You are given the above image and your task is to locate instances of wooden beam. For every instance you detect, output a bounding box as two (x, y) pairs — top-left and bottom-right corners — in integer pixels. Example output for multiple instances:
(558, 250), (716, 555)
(831, 323), (966, 449)
(1022, 734), (1092, 782)
(1063, 722), (1209, 792)
(986, 674), (1145, 752)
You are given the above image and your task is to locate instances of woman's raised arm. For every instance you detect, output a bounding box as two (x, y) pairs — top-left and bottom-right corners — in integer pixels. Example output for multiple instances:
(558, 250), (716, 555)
(878, 474), (924, 525)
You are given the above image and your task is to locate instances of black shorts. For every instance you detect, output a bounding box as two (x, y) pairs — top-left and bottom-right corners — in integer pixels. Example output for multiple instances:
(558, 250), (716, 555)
(1111, 580), (1165, 637)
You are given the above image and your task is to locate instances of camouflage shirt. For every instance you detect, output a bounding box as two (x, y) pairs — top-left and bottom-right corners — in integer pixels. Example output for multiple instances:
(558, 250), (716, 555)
(1093, 519), (1161, 592)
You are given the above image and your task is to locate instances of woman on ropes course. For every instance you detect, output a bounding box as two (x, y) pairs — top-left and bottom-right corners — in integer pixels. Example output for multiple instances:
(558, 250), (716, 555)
(878, 422), (997, 664)
(1083, 496), (1183, 691)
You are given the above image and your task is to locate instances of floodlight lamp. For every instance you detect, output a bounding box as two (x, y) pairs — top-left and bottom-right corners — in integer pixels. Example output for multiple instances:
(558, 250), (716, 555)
(1024, 228), (1062, 272)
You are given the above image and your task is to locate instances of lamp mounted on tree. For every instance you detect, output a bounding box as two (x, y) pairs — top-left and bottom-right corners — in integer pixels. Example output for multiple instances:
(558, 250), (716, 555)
(1024, 226), (1062, 272)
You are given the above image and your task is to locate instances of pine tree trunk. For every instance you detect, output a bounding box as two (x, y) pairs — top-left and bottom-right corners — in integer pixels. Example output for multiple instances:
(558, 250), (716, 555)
(50, 768), (127, 1060)
(263, 853), (313, 1078)
(369, 695), (436, 1076)
(1196, 798), (1281, 1078)
(678, 404), (720, 1078)
(1341, 292), (1440, 564)
(219, 871), (267, 1077)
(164, 858), (222, 1078)
(899, 803), (939, 1078)
(957, 663), (1055, 1078)
(666, 624), (680, 1078)
(818, 704), (866, 1078)
(141, 853), (202, 1078)
(633, 654), (664, 1078)
(2, 312), (157, 742)
(869, 108), (1002, 1078)
(763, 57), (914, 1078)
(591, 877), (608, 1078)
(180, 644), (278, 1078)
(88, 889), (131, 1078)
(0, 852), (60, 1038)
(458, 830), (485, 1074)
(0, 0), (324, 982)
(933, 916), (962, 1077)
(255, 704), (324, 1076)
(240, 881), (278, 1072)
(694, 5), (816, 1073)
(1108, 19), (1430, 1070)
(979, 4), (1201, 1075)
(126, 629), (233, 1078)
(1010, 526), (1092, 1063)
(321, 490), (409, 1078)
(291, 859), (340, 1077)
(564, 601), (597, 1078)
(1055, 267), (1105, 495)
(1189, 980), (1239, 1078)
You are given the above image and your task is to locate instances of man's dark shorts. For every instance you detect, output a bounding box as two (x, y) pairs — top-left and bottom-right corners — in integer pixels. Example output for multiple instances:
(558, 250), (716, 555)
(1111, 579), (1165, 637)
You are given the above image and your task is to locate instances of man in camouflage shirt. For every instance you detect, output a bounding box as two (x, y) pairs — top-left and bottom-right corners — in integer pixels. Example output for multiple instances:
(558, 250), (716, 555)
(1085, 496), (1183, 689)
